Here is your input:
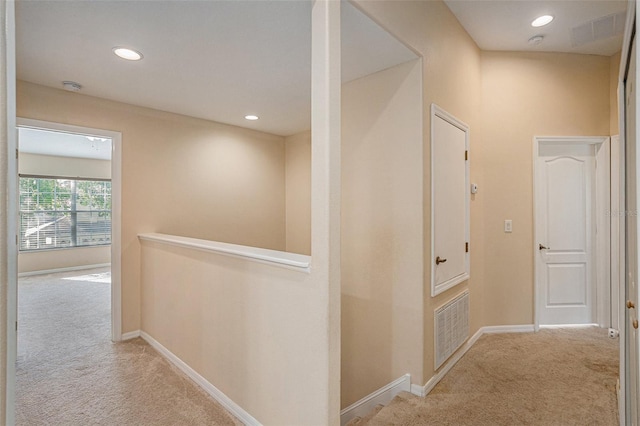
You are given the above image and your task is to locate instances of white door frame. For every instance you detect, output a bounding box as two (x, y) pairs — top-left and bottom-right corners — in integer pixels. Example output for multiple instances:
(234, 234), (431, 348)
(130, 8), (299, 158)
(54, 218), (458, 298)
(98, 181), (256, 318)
(611, 134), (622, 334)
(14, 118), (123, 343)
(619, 2), (639, 423)
(533, 136), (611, 331)
(4, 1), (17, 423)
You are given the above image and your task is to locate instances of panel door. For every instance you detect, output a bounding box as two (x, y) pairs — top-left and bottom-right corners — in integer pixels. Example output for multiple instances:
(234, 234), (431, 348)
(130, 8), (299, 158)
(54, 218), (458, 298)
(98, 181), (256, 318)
(536, 143), (596, 325)
(432, 106), (469, 296)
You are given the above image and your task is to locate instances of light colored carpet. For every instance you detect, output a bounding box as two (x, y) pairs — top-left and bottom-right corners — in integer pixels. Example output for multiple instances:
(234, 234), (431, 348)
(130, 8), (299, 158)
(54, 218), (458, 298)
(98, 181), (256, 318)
(354, 327), (619, 425)
(17, 268), (241, 425)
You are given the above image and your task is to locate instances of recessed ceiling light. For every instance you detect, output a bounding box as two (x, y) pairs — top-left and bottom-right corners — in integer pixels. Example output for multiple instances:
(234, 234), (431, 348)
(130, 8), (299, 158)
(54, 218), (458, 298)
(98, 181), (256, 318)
(113, 47), (143, 61)
(245, 115), (259, 121)
(531, 15), (554, 27)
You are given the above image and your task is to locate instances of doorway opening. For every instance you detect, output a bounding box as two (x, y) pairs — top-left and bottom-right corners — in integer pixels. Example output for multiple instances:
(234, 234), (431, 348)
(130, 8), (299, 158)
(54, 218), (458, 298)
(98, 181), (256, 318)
(533, 136), (614, 329)
(13, 118), (122, 341)
(13, 119), (122, 420)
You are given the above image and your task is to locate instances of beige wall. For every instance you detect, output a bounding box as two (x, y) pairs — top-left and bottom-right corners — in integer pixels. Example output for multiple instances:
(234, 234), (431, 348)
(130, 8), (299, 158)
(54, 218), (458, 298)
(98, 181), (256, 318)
(285, 131), (311, 255)
(17, 81), (286, 334)
(18, 246), (110, 274)
(340, 59), (423, 407)
(480, 51), (611, 326)
(353, 0), (485, 384)
(19, 152), (111, 179)
(611, 52), (621, 135)
(17, 152), (112, 273)
(140, 242), (325, 424)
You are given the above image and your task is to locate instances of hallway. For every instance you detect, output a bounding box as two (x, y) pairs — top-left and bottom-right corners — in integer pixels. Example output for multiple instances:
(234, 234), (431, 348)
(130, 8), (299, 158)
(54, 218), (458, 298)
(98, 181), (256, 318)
(16, 268), (239, 425)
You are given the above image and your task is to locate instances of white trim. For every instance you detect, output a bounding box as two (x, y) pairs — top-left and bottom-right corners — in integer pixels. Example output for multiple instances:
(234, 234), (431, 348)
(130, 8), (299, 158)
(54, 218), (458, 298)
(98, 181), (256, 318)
(139, 331), (260, 426)
(4, 1), (17, 423)
(339, 374), (410, 426)
(138, 233), (311, 272)
(539, 323), (600, 329)
(411, 325), (535, 397)
(618, 5), (634, 423)
(18, 263), (111, 278)
(121, 330), (141, 340)
(481, 324), (536, 334)
(430, 104), (470, 297)
(611, 135), (621, 332)
(15, 118), (123, 343)
(533, 136), (610, 330)
(596, 139), (612, 328)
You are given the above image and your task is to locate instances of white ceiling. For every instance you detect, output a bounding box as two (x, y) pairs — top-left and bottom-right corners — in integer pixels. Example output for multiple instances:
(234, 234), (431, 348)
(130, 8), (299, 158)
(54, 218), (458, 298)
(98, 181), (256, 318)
(444, 0), (628, 56)
(19, 127), (112, 161)
(16, 1), (417, 138)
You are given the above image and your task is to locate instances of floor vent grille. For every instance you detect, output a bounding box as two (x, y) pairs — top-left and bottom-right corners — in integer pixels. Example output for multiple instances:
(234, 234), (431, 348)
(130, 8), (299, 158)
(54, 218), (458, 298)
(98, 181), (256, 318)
(435, 290), (469, 369)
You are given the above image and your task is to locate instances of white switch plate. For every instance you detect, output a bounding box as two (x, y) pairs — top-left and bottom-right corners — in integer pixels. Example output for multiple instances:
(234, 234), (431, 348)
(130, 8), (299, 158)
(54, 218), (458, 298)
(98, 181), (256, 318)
(504, 220), (512, 233)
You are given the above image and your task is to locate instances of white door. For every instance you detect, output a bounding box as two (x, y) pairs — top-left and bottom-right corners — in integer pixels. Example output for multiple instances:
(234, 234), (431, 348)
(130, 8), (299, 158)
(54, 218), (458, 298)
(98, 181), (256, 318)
(536, 142), (596, 325)
(625, 31), (640, 425)
(431, 105), (469, 296)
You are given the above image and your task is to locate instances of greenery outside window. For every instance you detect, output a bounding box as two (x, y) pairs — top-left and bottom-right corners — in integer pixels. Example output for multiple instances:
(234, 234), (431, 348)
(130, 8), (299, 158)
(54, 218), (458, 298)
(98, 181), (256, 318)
(19, 176), (111, 251)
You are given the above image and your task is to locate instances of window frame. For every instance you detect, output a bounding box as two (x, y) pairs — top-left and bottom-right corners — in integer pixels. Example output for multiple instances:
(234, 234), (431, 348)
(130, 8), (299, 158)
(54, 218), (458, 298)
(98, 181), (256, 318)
(18, 174), (112, 251)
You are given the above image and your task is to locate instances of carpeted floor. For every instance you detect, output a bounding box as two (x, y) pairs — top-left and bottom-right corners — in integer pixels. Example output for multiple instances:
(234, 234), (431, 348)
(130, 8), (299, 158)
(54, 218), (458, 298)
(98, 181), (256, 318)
(16, 268), (241, 425)
(351, 327), (619, 425)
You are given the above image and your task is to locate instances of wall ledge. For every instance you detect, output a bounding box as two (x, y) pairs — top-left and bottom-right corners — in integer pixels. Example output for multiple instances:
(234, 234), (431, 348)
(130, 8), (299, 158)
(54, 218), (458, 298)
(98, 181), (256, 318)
(138, 233), (311, 272)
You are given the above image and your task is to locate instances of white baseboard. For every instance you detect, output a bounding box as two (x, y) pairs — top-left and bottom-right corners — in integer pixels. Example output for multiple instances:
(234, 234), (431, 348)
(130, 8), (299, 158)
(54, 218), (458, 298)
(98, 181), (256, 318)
(482, 324), (535, 334)
(539, 323), (599, 329)
(18, 263), (111, 277)
(340, 374), (410, 426)
(121, 330), (141, 340)
(139, 331), (260, 426)
(411, 324), (535, 397)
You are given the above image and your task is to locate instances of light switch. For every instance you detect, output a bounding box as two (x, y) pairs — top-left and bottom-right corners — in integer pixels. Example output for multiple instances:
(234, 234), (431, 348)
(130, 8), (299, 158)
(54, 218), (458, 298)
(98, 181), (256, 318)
(504, 220), (512, 233)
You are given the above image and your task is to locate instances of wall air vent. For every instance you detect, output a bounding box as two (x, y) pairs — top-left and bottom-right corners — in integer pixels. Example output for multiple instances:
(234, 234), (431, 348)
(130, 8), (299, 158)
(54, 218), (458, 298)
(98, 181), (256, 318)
(435, 290), (469, 369)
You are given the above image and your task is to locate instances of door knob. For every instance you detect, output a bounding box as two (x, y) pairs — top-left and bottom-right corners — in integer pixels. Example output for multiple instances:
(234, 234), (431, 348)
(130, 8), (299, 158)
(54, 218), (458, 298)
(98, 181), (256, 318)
(435, 256), (447, 265)
(539, 244), (549, 250)
(628, 300), (636, 309)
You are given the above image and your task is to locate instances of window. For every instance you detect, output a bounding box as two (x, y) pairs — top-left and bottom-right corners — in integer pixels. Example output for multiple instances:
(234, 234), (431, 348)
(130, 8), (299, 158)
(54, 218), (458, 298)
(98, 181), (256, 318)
(19, 177), (111, 251)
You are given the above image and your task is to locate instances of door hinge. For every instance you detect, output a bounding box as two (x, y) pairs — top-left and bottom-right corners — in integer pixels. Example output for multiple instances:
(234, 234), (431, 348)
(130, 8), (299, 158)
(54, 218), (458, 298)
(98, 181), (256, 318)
(465, 242), (469, 253)
(15, 321), (18, 332)
(465, 150), (468, 161)
(15, 149), (18, 159)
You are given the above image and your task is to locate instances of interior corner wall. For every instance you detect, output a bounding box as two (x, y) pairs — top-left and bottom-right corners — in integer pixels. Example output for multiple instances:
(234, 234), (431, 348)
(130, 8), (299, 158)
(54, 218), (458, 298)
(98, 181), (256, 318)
(285, 131), (311, 255)
(341, 59), (423, 408)
(480, 51), (611, 327)
(16, 80), (286, 334)
(352, 0), (484, 385)
(611, 51), (622, 135)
